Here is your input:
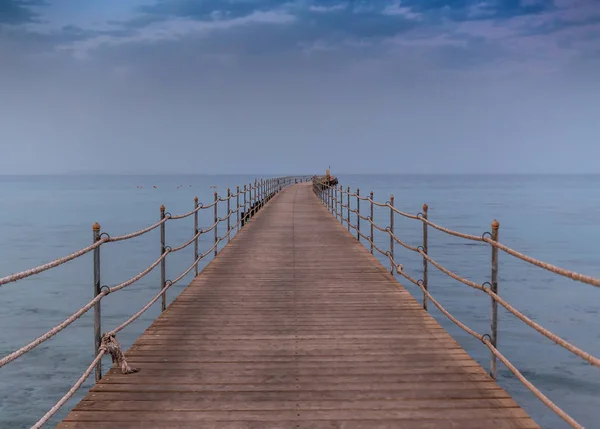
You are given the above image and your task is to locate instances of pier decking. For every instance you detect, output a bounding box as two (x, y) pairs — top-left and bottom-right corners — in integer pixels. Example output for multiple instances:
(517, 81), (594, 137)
(58, 183), (539, 428)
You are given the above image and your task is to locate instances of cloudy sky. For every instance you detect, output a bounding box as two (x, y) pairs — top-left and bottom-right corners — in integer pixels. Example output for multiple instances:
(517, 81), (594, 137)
(1, 0), (598, 174)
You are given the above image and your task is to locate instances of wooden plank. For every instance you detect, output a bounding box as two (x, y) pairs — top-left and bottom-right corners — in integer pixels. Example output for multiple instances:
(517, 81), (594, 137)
(59, 183), (540, 429)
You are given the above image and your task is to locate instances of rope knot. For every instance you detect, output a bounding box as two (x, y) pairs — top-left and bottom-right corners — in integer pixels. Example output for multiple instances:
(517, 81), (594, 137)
(99, 333), (139, 375)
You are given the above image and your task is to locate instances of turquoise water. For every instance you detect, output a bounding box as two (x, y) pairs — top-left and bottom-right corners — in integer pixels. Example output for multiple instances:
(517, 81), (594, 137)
(0, 174), (599, 428)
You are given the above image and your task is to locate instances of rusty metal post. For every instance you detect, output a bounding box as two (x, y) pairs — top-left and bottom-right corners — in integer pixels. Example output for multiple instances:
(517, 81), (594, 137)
(339, 185), (343, 223)
(421, 204), (429, 311)
(160, 205), (166, 312)
(194, 197), (199, 276)
(370, 191), (374, 255)
(389, 195), (395, 274)
(330, 186), (333, 213)
(334, 186), (338, 218)
(253, 180), (257, 216)
(243, 184), (247, 226)
(226, 188), (231, 244)
(92, 222), (102, 382)
(490, 220), (500, 379)
(213, 192), (218, 257)
(236, 186), (240, 233)
(356, 188), (361, 241)
(347, 186), (351, 232)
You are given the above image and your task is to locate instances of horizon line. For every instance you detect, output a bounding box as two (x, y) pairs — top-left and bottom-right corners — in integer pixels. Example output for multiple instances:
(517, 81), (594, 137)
(1, 172), (600, 176)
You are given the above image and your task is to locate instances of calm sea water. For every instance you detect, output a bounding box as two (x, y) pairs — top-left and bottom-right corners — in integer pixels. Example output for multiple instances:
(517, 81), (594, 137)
(0, 174), (598, 428)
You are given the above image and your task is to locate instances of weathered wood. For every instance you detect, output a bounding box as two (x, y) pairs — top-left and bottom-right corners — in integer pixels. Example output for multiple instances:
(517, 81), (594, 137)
(58, 183), (539, 429)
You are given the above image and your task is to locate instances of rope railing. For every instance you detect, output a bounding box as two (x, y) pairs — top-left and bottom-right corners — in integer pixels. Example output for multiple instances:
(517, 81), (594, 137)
(0, 239), (107, 287)
(107, 217), (169, 242)
(312, 177), (599, 429)
(0, 175), (310, 428)
(31, 350), (106, 429)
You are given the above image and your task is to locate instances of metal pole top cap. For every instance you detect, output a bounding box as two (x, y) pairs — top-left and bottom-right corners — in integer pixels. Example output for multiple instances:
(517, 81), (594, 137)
(492, 219), (500, 229)
(92, 222), (101, 231)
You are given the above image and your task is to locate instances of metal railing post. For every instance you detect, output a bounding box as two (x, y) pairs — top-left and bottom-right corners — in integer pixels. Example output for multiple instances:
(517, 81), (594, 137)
(389, 195), (394, 274)
(213, 192), (218, 257)
(236, 186), (240, 233)
(334, 186), (338, 218)
(370, 191), (374, 255)
(330, 186), (333, 213)
(243, 184), (247, 226)
(356, 188), (360, 241)
(194, 197), (199, 276)
(490, 219), (500, 379)
(421, 204), (428, 311)
(253, 181), (257, 216)
(227, 188), (231, 244)
(92, 222), (102, 382)
(347, 186), (350, 232)
(160, 205), (166, 312)
(339, 185), (343, 223)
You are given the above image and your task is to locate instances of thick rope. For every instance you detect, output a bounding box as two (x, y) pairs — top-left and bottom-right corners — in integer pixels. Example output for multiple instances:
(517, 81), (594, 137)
(357, 212), (370, 222)
(110, 239), (220, 335)
(488, 289), (600, 367)
(484, 237), (600, 287)
(396, 267), (484, 339)
(201, 220), (219, 234)
(170, 230), (202, 253)
(169, 203), (205, 220)
(371, 220), (388, 233)
(30, 350), (105, 429)
(0, 292), (106, 368)
(109, 250), (169, 293)
(419, 216), (484, 242)
(482, 339), (583, 429)
(99, 333), (139, 374)
(0, 250), (169, 368)
(418, 249), (484, 291)
(0, 238), (107, 286)
(388, 230), (419, 253)
(392, 266), (585, 428)
(389, 205), (420, 220)
(418, 248), (599, 366)
(108, 217), (168, 242)
(367, 198), (389, 208)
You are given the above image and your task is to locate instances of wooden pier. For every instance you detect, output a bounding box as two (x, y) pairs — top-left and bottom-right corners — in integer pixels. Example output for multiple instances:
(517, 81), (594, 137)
(58, 183), (539, 429)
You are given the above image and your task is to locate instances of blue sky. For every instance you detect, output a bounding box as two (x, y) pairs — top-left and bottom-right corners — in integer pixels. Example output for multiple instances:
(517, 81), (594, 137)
(1, 0), (599, 174)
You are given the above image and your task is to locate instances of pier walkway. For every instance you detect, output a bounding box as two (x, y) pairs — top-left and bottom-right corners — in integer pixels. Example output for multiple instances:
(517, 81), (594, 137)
(58, 183), (539, 428)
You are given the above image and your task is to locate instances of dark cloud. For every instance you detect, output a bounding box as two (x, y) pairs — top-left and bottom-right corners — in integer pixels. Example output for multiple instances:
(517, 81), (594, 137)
(0, 0), (48, 24)
(401, 0), (553, 21)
